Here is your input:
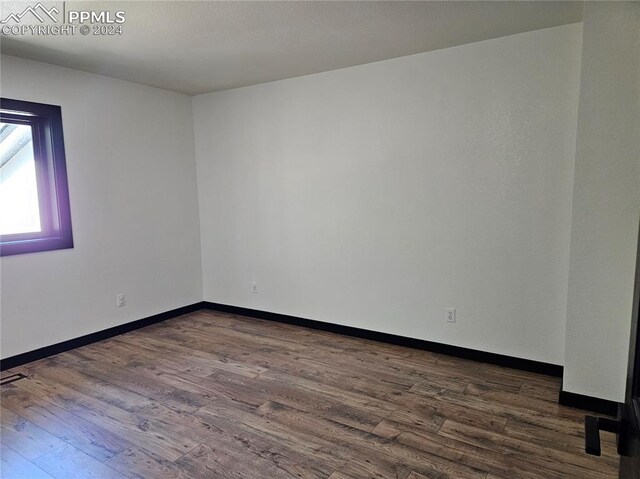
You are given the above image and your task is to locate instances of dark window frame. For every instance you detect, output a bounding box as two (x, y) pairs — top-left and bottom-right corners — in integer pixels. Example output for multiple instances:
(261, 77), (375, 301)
(0, 98), (73, 256)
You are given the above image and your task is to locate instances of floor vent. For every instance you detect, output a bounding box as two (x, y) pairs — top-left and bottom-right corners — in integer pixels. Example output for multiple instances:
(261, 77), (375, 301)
(0, 373), (26, 386)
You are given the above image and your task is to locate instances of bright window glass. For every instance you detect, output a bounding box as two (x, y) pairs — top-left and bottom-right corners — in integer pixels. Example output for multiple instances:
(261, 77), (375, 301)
(0, 122), (41, 235)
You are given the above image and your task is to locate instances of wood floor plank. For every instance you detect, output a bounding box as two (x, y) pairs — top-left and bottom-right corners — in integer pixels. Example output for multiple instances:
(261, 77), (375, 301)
(386, 390), (508, 433)
(51, 352), (211, 413)
(502, 418), (619, 466)
(406, 472), (452, 479)
(256, 368), (399, 414)
(0, 442), (54, 479)
(1, 386), (133, 462)
(10, 377), (199, 462)
(135, 393), (335, 479)
(327, 472), (357, 479)
(398, 429), (550, 479)
(464, 382), (586, 420)
(24, 363), (154, 413)
(0, 406), (66, 460)
(114, 334), (267, 379)
(1, 310), (617, 478)
(519, 382), (561, 402)
(255, 400), (486, 479)
(438, 420), (617, 479)
(105, 446), (199, 479)
(196, 399), (346, 472)
(322, 402), (385, 433)
(33, 443), (125, 479)
(434, 356), (562, 395)
(406, 383), (586, 436)
(174, 443), (280, 479)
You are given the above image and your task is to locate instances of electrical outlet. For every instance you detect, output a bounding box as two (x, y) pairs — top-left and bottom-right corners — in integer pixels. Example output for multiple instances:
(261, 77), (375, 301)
(251, 281), (258, 293)
(446, 307), (456, 323)
(116, 293), (126, 307)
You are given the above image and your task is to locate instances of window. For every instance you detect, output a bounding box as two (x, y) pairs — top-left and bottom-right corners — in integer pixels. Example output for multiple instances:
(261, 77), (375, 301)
(0, 98), (73, 256)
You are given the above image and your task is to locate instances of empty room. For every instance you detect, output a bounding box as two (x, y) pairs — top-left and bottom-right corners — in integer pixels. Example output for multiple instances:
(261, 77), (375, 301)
(0, 1), (639, 478)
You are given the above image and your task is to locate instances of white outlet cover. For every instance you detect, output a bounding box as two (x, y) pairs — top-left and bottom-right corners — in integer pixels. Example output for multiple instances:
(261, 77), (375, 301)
(116, 294), (126, 307)
(446, 308), (456, 323)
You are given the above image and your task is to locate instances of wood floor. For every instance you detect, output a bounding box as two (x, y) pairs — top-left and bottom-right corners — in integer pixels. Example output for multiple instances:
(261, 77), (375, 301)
(1, 310), (618, 479)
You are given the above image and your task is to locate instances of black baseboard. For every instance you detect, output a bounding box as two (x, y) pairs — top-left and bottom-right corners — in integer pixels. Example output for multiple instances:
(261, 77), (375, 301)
(0, 302), (206, 371)
(201, 301), (564, 378)
(5, 300), (622, 415)
(559, 389), (620, 416)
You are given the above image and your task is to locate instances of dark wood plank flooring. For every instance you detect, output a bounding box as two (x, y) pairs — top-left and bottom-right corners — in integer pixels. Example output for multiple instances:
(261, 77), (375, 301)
(0, 310), (618, 478)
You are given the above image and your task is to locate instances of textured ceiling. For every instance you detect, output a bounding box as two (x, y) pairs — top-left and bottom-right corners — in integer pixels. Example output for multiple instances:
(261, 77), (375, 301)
(0, 1), (583, 95)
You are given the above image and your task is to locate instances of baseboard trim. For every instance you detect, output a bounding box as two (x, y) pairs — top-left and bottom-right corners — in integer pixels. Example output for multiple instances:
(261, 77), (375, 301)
(6, 300), (622, 414)
(0, 302), (206, 371)
(202, 301), (564, 377)
(558, 389), (620, 416)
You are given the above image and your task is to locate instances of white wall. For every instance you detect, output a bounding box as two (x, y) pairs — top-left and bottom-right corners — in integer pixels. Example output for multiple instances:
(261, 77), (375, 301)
(563, 3), (640, 402)
(0, 55), (203, 359)
(193, 24), (583, 365)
